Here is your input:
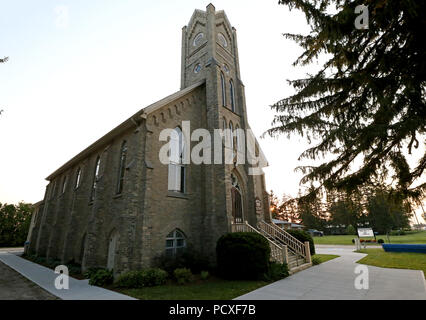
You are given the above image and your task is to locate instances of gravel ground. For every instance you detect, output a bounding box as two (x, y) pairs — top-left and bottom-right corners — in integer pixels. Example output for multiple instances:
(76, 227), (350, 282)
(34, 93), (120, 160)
(0, 261), (58, 300)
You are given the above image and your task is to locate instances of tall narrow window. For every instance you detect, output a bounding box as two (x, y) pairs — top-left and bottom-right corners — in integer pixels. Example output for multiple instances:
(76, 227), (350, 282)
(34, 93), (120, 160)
(235, 124), (240, 152)
(61, 175), (67, 194)
(220, 72), (226, 106)
(229, 121), (234, 154)
(90, 156), (101, 202)
(168, 127), (185, 193)
(116, 141), (127, 195)
(230, 79), (235, 112)
(75, 167), (82, 189)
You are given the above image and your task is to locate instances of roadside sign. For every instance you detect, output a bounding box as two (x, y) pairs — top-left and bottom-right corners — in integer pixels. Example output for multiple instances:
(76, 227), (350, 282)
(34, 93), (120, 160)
(357, 228), (374, 237)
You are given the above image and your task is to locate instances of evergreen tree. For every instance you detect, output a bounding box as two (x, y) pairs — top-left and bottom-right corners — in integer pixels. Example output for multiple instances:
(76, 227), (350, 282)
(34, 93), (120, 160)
(268, 0), (426, 201)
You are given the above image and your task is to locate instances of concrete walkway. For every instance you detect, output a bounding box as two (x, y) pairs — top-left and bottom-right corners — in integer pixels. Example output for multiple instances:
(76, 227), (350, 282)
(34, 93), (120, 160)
(0, 251), (136, 300)
(236, 246), (426, 300)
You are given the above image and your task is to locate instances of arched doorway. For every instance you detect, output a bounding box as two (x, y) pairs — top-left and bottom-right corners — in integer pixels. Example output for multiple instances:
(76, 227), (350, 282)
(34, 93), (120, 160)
(107, 230), (118, 270)
(231, 173), (243, 223)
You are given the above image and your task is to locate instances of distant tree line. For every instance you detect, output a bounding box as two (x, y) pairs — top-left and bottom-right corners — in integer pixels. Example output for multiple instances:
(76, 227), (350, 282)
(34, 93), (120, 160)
(270, 183), (413, 235)
(0, 202), (33, 247)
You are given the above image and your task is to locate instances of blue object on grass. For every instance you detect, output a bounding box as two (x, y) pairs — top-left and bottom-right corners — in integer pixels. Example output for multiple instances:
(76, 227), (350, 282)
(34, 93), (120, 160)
(382, 244), (426, 253)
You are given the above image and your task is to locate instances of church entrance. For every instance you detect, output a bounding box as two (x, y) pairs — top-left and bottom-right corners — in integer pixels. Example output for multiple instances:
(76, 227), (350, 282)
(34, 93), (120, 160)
(107, 230), (118, 270)
(231, 173), (243, 223)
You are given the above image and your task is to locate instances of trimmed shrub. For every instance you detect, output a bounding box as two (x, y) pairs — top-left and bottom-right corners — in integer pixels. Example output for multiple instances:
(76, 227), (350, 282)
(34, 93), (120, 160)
(115, 271), (143, 288)
(216, 232), (270, 280)
(174, 268), (193, 285)
(142, 268), (168, 287)
(155, 248), (211, 274)
(264, 262), (289, 281)
(200, 270), (209, 280)
(115, 268), (168, 288)
(88, 269), (114, 286)
(286, 229), (315, 255)
(377, 239), (384, 244)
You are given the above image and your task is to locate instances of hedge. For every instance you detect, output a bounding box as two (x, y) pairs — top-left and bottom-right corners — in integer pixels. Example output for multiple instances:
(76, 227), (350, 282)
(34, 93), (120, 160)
(216, 232), (270, 280)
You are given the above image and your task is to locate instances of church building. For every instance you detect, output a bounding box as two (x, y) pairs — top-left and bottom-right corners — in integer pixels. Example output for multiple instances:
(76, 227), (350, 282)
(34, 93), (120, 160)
(27, 4), (311, 275)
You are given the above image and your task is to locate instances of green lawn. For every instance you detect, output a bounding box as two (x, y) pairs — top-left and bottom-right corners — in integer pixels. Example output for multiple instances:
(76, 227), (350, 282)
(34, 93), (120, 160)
(115, 277), (268, 300)
(356, 248), (426, 276)
(314, 231), (426, 245)
(312, 254), (340, 264)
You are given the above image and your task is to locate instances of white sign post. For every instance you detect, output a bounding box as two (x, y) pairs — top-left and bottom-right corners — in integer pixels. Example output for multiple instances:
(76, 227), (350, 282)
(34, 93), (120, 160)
(357, 228), (375, 249)
(357, 228), (374, 237)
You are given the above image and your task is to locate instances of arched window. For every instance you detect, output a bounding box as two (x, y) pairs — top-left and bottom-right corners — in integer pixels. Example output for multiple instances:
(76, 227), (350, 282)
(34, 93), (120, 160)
(220, 72), (226, 107)
(116, 141), (127, 195)
(230, 79), (235, 112)
(165, 229), (186, 257)
(168, 127), (185, 193)
(90, 156), (101, 202)
(75, 167), (82, 189)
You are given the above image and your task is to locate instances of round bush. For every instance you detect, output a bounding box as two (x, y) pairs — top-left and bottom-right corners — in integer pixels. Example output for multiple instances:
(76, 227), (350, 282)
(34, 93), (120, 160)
(377, 239), (384, 244)
(286, 229), (315, 255)
(216, 232), (270, 280)
(173, 267), (193, 285)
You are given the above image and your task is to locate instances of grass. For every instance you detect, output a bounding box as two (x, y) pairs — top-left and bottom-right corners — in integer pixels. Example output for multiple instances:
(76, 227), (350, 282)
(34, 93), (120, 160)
(312, 254), (339, 265)
(356, 248), (426, 276)
(115, 276), (268, 300)
(313, 231), (426, 245)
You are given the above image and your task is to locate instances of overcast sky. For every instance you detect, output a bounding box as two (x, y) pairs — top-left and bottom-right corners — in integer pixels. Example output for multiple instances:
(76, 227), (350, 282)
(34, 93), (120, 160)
(0, 1), (424, 223)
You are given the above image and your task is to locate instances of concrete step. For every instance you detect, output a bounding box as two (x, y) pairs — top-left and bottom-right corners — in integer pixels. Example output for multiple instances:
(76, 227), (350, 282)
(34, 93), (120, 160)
(289, 262), (312, 275)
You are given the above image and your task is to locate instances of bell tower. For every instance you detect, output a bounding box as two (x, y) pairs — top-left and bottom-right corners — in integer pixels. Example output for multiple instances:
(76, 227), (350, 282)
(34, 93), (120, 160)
(180, 4), (249, 128)
(180, 5), (262, 254)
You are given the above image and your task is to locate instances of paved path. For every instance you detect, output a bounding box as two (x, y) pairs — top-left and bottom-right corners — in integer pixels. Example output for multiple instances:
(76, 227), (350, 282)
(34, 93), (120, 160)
(0, 251), (136, 300)
(236, 247), (426, 300)
(0, 260), (58, 300)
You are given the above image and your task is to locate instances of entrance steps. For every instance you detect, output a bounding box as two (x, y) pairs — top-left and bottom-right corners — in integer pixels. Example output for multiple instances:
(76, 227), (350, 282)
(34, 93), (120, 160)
(231, 220), (312, 274)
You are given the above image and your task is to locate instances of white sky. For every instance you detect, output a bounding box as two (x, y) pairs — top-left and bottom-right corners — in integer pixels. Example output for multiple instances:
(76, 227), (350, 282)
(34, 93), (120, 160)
(0, 1), (424, 223)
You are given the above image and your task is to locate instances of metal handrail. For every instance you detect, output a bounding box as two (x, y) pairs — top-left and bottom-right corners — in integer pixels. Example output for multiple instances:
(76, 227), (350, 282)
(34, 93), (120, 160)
(258, 220), (306, 259)
(231, 221), (284, 263)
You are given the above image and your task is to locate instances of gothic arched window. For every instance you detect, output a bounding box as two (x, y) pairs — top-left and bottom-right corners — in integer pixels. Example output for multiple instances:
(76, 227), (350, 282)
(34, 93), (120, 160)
(165, 229), (186, 257)
(230, 79), (235, 112)
(220, 72), (226, 107)
(116, 141), (127, 195)
(90, 156), (101, 202)
(168, 127), (185, 193)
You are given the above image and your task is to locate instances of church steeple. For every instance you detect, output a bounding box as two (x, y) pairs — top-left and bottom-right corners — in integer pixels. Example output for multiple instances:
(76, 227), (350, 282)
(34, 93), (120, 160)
(181, 4), (239, 90)
(180, 4), (247, 127)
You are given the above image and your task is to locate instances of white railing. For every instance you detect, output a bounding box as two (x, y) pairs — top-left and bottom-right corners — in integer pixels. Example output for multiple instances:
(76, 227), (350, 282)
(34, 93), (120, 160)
(231, 221), (286, 263)
(257, 220), (307, 260)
